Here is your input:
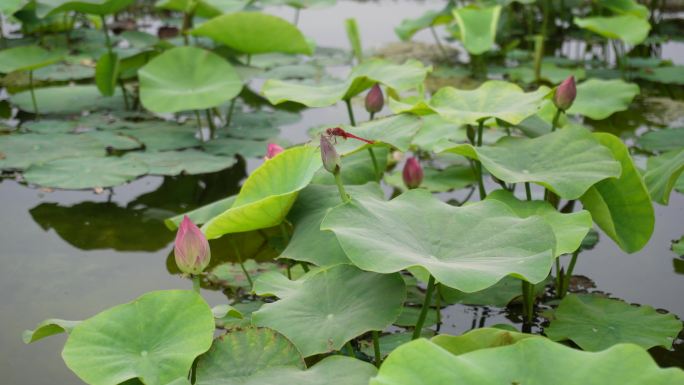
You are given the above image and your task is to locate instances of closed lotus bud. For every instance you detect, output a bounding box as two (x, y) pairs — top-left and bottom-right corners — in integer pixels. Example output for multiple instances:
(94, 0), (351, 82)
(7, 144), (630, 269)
(320, 135), (341, 174)
(553, 76), (577, 111)
(174, 216), (211, 275)
(402, 156), (423, 189)
(265, 143), (284, 160)
(365, 84), (384, 114)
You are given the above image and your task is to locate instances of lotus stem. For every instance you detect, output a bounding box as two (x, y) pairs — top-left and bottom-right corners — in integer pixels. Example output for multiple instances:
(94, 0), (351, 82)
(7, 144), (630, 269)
(192, 274), (201, 293)
(28, 70), (39, 116)
(205, 109), (216, 139)
(412, 275), (436, 340)
(194, 110), (205, 142)
(521, 280), (534, 326)
(119, 80), (129, 110)
(225, 98), (237, 127)
(555, 258), (563, 295)
(475, 120), (487, 199)
(100, 15), (113, 56)
(334, 171), (350, 203)
(344, 98), (356, 126)
(372, 330), (382, 367)
(429, 26), (449, 61)
(230, 238), (253, 288)
(560, 249), (580, 298)
(525, 182), (532, 201)
(368, 148), (380, 180)
(551, 108), (562, 132)
(345, 341), (355, 357)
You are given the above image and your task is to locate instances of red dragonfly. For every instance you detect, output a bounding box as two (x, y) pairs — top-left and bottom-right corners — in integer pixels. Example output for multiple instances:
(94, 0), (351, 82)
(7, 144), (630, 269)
(324, 127), (375, 144)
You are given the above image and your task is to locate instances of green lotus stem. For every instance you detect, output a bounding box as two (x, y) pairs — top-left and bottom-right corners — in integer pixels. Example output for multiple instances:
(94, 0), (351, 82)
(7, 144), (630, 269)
(344, 98), (356, 126)
(119, 80), (129, 110)
(369, 111), (375, 120)
(28, 70), (39, 115)
(205, 109), (216, 139)
(412, 275), (436, 340)
(334, 171), (350, 203)
(561, 249), (580, 298)
(533, 35), (544, 83)
(435, 283), (442, 331)
(246, 54), (251, 66)
(429, 26), (449, 61)
(475, 120), (487, 199)
(345, 341), (355, 357)
(551, 108), (562, 132)
(555, 258), (562, 295)
(192, 274), (201, 293)
(521, 280), (534, 326)
(372, 330), (382, 367)
(193, 110), (205, 142)
(293, 8), (300, 26)
(225, 98), (237, 127)
(230, 238), (253, 288)
(525, 182), (532, 201)
(100, 15), (113, 56)
(368, 148), (380, 180)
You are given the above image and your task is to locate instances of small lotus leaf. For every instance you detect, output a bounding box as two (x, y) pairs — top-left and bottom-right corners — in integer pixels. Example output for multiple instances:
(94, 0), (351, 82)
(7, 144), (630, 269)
(452, 5), (502, 55)
(23, 318), (81, 344)
(125, 150), (237, 176)
(10, 85), (125, 114)
(566, 79), (640, 120)
(0, 45), (65, 73)
(395, 7), (454, 41)
(637, 66), (684, 85)
(24, 156), (148, 189)
(0, 133), (105, 170)
(39, 0), (135, 16)
(574, 15), (651, 45)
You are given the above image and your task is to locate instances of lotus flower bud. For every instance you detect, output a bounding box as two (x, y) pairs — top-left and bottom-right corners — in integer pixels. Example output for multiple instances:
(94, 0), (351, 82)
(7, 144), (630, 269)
(365, 84), (384, 114)
(402, 157), (423, 189)
(265, 143), (284, 160)
(320, 135), (341, 174)
(174, 216), (210, 275)
(553, 76), (576, 111)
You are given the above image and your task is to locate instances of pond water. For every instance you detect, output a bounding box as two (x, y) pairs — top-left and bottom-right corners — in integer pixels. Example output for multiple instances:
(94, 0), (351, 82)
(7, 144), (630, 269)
(2, 1), (684, 384)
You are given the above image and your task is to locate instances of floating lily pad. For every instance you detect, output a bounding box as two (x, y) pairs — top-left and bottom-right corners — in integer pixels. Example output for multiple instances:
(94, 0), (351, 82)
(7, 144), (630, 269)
(81, 130), (141, 150)
(125, 150), (236, 176)
(121, 121), (200, 151)
(62, 290), (215, 385)
(574, 15), (651, 45)
(545, 294), (682, 351)
(209, 260), (282, 290)
(33, 62), (95, 81)
(195, 328), (305, 385)
(644, 148), (684, 205)
(263, 59), (430, 107)
(395, 7), (453, 41)
(580, 133), (654, 252)
(139, 46), (242, 113)
(24, 156), (148, 189)
(370, 337), (684, 385)
(385, 164), (475, 193)
(281, 183), (383, 267)
(252, 264), (406, 357)
(431, 327), (535, 356)
(672, 236), (684, 257)
(439, 125), (622, 199)
(637, 127), (684, 153)
(0, 133), (105, 170)
(203, 146), (322, 238)
(23, 318), (81, 344)
(452, 5), (502, 55)
(322, 189), (556, 292)
(10, 85), (125, 114)
(637, 66), (684, 85)
(191, 12), (312, 55)
(0, 45), (65, 73)
(242, 356), (377, 385)
(566, 79), (640, 120)
(22, 119), (77, 134)
(203, 137), (269, 158)
(507, 62), (587, 85)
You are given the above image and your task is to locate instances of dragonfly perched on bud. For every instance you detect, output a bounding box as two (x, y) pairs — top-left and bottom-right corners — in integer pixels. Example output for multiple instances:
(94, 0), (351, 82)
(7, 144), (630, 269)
(324, 127), (375, 145)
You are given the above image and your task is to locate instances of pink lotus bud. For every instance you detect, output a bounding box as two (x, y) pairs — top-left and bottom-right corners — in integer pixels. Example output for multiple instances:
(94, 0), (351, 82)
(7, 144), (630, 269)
(265, 143), (284, 160)
(553, 76), (576, 111)
(402, 157), (423, 189)
(174, 216), (211, 275)
(320, 135), (340, 174)
(365, 84), (384, 114)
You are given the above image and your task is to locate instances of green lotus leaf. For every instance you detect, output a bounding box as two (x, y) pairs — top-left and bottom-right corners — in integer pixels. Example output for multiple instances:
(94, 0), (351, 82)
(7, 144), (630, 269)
(385, 164), (475, 193)
(191, 12), (312, 55)
(452, 5), (502, 55)
(156, 0), (249, 18)
(38, 0), (135, 16)
(566, 78), (640, 120)
(62, 290), (215, 385)
(119, 121), (201, 151)
(252, 264), (406, 357)
(439, 126), (622, 199)
(394, 307), (439, 327)
(0, 45), (65, 73)
(580, 133), (654, 252)
(672, 235), (684, 256)
(359, 331), (434, 358)
(259, 0), (336, 9)
(321, 189), (557, 291)
(203, 145), (322, 239)
(79, 130), (142, 150)
(574, 15), (651, 45)
(506, 62), (587, 85)
(644, 148), (684, 205)
(485, 189), (592, 256)
(138, 46), (242, 113)
(195, 328), (305, 385)
(312, 146), (389, 185)
(23, 318), (81, 344)
(165, 196), (236, 230)
(411, 115), (466, 152)
(597, 0), (649, 18)
(281, 183), (384, 267)
(637, 127), (684, 152)
(637, 65), (684, 85)
(545, 294), (682, 351)
(203, 138), (270, 158)
(0, 0), (26, 16)
(95, 51), (119, 97)
(243, 356), (376, 385)
(124, 150), (237, 176)
(0, 133), (105, 170)
(398, 81), (551, 126)
(395, 6), (453, 41)
(431, 327), (535, 356)
(330, 114), (422, 155)
(439, 275), (548, 307)
(370, 337), (684, 385)
(10, 85), (125, 114)
(211, 304), (243, 320)
(24, 156), (148, 189)
(33, 62), (94, 81)
(263, 59), (430, 107)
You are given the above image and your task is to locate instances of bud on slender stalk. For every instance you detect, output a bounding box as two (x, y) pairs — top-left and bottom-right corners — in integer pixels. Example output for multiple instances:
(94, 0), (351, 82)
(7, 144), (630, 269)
(174, 216), (211, 275)
(403, 157), (423, 189)
(320, 135), (341, 174)
(265, 143), (284, 160)
(365, 84), (384, 114)
(553, 76), (576, 111)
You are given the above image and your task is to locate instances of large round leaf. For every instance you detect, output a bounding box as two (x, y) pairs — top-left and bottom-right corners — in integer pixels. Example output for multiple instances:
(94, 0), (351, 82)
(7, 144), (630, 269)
(574, 15), (651, 45)
(263, 59), (430, 107)
(62, 290), (215, 385)
(139, 46), (242, 113)
(0, 45), (65, 73)
(125, 150), (237, 176)
(566, 79), (640, 120)
(24, 156), (148, 189)
(242, 356), (377, 385)
(580, 133), (654, 252)
(191, 12), (312, 55)
(10, 85), (125, 114)
(252, 264), (406, 357)
(452, 5), (502, 55)
(321, 189), (557, 292)
(438, 125), (622, 200)
(195, 328), (305, 385)
(545, 294), (682, 351)
(203, 145), (322, 239)
(370, 337), (684, 385)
